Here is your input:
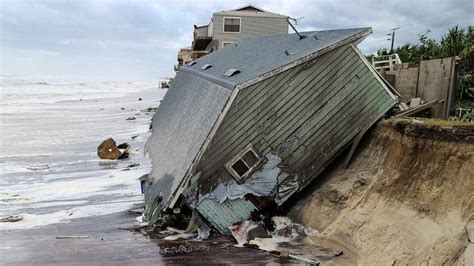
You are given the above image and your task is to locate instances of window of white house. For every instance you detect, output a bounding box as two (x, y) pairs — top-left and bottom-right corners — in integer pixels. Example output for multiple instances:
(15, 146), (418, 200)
(226, 145), (263, 183)
(223, 17), (240, 33)
(222, 41), (234, 48)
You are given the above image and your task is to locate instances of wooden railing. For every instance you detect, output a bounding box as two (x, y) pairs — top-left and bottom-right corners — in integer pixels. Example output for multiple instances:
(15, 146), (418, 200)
(371, 54), (402, 71)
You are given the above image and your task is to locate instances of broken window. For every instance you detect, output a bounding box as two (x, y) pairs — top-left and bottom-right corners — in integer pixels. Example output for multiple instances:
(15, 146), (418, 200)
(226, 145), (263, 183)
(224, 18), (240, 33)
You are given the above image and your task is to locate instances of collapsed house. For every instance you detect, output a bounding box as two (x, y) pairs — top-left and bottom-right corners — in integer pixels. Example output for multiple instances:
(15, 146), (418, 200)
(144, 27), (399, 234)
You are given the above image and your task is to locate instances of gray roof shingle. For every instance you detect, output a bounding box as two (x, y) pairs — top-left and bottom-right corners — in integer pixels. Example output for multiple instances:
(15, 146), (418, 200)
(181, 27), (372, 89)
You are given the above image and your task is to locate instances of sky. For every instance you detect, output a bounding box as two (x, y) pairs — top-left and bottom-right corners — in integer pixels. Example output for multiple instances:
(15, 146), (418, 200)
(0, 0), (472, 79)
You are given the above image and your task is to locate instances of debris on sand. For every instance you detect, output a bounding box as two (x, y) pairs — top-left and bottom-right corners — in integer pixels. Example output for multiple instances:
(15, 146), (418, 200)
(0, 215), (23, 223)
(142, 107), (158, 113)
(162, 227), (196, 241)
(247, 216), (317, 251)
(229, 220), (259, 247)
(97, 138), (130, 160)
(227, 216), (321, 265)
(128, 163), (140, 168)
(126, 116), (136, 121)
(25, 165), (50, 171)
(117, 142), (129, 150)
(117, 142), (130, 159)
(56, 235), (89, 239)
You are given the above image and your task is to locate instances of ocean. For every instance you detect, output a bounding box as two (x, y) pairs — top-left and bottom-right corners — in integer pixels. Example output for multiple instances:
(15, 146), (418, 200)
(0, 77), (166, 229)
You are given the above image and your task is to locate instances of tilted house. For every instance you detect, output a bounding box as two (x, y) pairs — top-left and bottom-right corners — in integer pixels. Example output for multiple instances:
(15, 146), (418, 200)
(145, 28), (398, 233)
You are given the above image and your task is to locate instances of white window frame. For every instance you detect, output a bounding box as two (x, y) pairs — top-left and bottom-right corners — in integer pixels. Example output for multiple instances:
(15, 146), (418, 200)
(223, 17), (241, 33)
(222, 41), (234, 48)
(225, 144), (264, 184)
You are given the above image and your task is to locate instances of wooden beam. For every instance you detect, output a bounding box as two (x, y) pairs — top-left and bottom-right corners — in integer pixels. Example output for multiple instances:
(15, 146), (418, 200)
(342, 128), (366, 169)
(393, 99), (441, 118)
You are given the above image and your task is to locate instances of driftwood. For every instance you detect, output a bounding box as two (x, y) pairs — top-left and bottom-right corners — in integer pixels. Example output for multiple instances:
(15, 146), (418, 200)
(56, 235), (89, 239)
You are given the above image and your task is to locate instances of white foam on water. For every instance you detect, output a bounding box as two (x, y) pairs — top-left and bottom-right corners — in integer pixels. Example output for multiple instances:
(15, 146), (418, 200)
(0, 198), (143, 230)
(0, 78), (167, 230)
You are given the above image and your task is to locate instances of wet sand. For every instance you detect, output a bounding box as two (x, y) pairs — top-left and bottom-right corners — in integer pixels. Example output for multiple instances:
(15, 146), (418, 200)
(1, 210), (279, 265)
(1, 212), (163, 265)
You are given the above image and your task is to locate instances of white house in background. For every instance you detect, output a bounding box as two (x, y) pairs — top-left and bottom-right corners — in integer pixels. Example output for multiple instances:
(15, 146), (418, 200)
(175, 5), (289, 71)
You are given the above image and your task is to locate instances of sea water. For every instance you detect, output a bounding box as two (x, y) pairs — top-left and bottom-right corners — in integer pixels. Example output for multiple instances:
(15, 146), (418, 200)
(0, 77), (166, 230)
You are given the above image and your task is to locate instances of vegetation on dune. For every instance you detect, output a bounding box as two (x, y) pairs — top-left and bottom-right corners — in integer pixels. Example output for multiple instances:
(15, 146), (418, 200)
(423, 118), (473, 128)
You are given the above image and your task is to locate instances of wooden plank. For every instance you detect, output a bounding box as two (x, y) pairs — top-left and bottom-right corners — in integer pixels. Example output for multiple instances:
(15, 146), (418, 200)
(393, 99), (440, 118)
(342, 127), (367, 169)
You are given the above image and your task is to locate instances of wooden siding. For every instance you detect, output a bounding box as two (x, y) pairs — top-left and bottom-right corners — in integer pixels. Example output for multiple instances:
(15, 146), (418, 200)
(196, 198), (257, 234)
(212, 14), (288, 48)
(196, 44), (396, 193)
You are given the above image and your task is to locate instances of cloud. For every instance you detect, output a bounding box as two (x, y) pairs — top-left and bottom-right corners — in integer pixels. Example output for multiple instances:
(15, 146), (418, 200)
(1, 0), (472, 79)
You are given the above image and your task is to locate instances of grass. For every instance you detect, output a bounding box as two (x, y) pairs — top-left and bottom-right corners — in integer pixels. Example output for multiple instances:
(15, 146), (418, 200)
(423, 119), (473, 128)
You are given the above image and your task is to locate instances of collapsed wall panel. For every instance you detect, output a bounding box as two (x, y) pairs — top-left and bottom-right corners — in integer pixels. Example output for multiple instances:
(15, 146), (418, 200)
(144, 71), (231, 222)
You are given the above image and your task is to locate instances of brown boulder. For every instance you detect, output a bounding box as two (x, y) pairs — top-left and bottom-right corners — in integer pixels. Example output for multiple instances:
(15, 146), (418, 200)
(97, 138), (122, 160)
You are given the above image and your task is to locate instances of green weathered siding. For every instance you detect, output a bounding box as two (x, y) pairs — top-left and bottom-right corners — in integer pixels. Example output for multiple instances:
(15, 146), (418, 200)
(196, 44), (397, 194)
(196, 198), (257, 234)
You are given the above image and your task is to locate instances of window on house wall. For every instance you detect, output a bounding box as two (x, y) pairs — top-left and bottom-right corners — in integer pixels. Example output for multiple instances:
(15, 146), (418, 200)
(226, 145), (263, 183)
(224, 17), (240, 33)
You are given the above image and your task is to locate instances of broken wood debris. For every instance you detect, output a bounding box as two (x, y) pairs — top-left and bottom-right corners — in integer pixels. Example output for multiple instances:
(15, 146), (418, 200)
(0, 215), (23, 223)
(55, 235), (89, 239)
(394, 99), (441, 118)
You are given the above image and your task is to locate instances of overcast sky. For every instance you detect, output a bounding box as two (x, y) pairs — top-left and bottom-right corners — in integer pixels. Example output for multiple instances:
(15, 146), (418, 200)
(1, 0), (472, 79)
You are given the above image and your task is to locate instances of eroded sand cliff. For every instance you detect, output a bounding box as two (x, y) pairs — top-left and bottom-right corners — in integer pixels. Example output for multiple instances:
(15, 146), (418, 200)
(288, 119), (473, 265)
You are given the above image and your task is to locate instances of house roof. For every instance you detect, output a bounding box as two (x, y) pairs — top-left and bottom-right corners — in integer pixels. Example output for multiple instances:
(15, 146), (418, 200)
(214, 5), (287, 18)
(232, 4), (266, 12)
(181, 28), (372, 89)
